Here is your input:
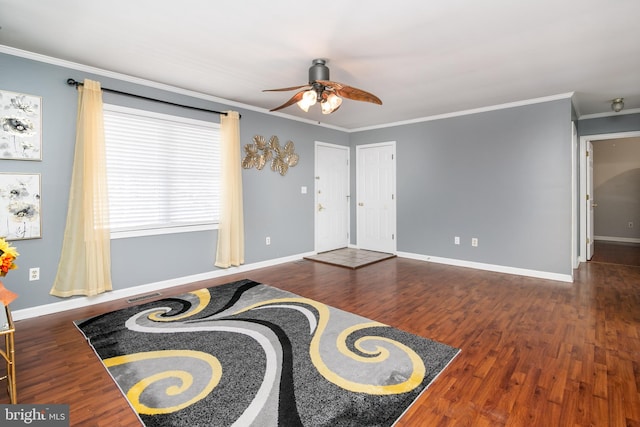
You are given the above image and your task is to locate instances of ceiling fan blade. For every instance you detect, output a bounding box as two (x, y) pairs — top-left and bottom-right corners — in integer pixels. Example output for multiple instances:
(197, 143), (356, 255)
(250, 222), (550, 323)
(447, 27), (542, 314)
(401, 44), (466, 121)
(317, 80), (382, 105)
(269, 90), (306, 112)
(263, 84), (311, 92)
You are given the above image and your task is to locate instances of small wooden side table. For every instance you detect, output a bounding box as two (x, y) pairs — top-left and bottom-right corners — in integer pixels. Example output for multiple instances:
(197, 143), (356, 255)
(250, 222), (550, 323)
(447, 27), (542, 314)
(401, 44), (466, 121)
(0, 304), (16, 403)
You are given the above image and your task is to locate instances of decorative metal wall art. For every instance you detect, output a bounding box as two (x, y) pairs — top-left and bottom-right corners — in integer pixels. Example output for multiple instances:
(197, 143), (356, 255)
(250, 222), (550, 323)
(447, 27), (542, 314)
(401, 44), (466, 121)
(0, 89), (42, 160)
(242, 135), (299, 176)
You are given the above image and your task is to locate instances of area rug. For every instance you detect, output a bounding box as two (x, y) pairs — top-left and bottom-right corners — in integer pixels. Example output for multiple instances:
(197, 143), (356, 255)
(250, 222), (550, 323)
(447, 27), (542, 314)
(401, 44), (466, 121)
(304, 248), (397, 269)
(75, 279), (459, 426)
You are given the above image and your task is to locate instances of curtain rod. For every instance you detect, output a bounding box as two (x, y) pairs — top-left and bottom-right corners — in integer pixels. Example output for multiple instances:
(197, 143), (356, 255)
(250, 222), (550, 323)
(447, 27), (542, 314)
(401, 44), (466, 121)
(66, 78), (236, 117)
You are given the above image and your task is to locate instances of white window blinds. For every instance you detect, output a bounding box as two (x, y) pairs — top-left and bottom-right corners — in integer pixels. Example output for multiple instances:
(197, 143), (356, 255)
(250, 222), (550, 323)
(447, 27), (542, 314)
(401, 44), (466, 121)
(103, 104), (221, 236)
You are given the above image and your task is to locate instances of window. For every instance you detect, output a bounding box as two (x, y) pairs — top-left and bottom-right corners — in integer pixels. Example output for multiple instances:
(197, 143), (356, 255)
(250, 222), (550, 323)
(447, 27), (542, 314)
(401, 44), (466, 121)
(103, 104), (221, 238)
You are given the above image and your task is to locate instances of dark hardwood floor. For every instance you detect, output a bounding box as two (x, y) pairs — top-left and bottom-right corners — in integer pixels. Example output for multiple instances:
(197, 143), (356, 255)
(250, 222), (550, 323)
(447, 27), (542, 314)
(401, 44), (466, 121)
(591, 240), (640, 268)
(1, 252), (639, 426)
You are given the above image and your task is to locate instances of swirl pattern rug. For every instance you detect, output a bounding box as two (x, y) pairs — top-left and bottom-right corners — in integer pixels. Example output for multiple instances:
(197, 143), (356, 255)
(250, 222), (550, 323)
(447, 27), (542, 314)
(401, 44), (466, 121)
(75, 280), (460, 426)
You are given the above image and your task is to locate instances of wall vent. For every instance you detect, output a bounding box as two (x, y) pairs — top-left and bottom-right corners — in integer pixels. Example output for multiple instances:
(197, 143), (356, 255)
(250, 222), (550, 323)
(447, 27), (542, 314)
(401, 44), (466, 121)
(128, 292), (162, 303)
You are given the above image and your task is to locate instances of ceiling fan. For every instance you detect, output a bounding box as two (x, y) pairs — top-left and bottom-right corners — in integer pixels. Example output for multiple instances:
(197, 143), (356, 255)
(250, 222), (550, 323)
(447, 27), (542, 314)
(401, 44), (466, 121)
(263, 59), (382, 115)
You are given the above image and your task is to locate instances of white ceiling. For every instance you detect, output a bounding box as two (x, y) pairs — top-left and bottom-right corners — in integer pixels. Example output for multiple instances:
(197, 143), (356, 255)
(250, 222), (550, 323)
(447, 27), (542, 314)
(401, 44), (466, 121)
(1, 0), (639, 130)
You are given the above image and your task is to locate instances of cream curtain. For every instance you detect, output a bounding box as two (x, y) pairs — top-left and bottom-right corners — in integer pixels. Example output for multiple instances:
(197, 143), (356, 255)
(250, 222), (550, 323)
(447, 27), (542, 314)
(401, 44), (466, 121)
(215, 111), (245, 268)
(50, 79), (112, 297)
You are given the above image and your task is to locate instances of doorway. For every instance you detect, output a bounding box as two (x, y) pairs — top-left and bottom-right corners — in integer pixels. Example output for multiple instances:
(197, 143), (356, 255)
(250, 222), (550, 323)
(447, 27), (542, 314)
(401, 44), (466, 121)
(314, 142), (350, 253)
(579, 130), (640, 264)
(356, 142), (397, 253)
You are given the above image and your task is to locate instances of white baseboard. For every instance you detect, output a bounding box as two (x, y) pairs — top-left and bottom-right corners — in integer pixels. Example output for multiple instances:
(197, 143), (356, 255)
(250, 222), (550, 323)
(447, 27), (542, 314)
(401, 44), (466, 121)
(12, 251), (315, 321)
(595, 235), (640, 244)
(14, 249), (574, 321)
(396, 252), (573, 283)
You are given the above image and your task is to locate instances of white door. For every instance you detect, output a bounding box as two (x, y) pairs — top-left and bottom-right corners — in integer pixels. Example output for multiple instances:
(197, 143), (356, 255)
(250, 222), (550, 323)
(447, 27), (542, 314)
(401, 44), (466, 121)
(586, 141), (595, 260)
(315, 142), (349, 253)
(356, 142), (396, 253)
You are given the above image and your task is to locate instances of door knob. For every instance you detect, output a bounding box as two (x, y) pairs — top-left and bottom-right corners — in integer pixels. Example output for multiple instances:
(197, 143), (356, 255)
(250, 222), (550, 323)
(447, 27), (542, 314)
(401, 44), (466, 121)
(358, 202), (364, 206)
(318, 203), (325, 211)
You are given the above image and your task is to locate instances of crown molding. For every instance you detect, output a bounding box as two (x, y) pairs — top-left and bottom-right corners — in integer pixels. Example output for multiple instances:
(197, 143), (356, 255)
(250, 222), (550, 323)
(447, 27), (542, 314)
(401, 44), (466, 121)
(578, 108), (640, 120)
(349, 93), (575, 133)
(2, 45), (601, 132)
(0, 45), (350, 132)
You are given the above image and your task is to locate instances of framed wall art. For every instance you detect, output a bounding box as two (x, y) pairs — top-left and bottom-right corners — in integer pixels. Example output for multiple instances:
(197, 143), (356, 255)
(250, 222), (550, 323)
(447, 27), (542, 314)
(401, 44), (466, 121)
(0, 89), (42, 160)
(0, 173), (41, 240)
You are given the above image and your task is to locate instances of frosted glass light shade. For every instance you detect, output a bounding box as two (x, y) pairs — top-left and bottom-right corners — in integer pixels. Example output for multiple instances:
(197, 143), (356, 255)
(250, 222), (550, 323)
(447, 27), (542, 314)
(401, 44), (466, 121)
(611, 98), (624, 112)
(297, 90), (317, 112)
(321, 93), (342, 114)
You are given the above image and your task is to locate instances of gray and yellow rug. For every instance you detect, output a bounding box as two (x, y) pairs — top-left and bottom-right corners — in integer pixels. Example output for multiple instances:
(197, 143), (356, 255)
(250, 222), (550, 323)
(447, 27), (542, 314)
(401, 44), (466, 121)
(75, 280), (459, 426)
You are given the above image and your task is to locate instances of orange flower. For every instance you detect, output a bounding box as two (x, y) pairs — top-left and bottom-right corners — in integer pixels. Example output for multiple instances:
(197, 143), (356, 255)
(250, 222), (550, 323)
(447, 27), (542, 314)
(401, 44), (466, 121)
(1, 255), (15, 273)
(0, 238), (18, 277)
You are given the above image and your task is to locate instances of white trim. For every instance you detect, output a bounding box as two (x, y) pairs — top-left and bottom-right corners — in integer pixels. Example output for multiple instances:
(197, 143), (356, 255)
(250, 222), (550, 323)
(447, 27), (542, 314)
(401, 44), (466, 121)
(0, 46), (242, 110)
(110, 223), (218, 240)
(595, 236), (640, 244)
(0, 45), (583, 133)
(578, 108), (640, 120)
(397, 252), (573, 283)
(580, 131), (640, 141)
(349, 93), (575, 132)
(0, 44), (349, 132)
(12, 251), (315, 321)
(571, 121), (579, 271)
(5, 44), (637, 131)
(14, 248), (577, 320)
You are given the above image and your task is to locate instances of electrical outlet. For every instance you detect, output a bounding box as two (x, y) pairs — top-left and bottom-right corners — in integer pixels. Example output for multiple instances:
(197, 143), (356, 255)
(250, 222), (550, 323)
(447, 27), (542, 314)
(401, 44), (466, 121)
(266, 236), (271, 245)
(29, 267), (40, 281)
(471, 238), (478, 247)
(629, 221), (634, 229)
(454, 236), (460, 245)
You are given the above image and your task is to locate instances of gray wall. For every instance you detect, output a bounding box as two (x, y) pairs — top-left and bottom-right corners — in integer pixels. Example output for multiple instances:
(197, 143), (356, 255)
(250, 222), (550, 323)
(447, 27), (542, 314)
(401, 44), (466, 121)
(0, 52), (348, 310)
(1, 49), (588, 312)
(350, 99), (574, 275)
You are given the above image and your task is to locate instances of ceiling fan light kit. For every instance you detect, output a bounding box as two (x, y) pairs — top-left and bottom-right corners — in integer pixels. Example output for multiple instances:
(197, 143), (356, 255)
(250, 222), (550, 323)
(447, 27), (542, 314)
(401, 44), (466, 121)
(264, 59), (382, 115)
(321, 92), (342, 114)
(297, 89), (317, 112)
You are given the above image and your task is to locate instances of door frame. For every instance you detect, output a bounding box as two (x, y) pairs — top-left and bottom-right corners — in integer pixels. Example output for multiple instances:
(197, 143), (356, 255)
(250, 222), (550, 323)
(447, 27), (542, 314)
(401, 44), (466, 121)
(356, 141), (397, 253)
(578, 130), (640, 263)
(571, 122), (579, 269)
(314, 141), (350, 253)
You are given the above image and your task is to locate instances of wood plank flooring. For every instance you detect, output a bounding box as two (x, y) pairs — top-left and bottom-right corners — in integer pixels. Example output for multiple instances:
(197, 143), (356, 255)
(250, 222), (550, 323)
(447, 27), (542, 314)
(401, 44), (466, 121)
(591, 240), (640, 267)
(1, 254), (639, 426)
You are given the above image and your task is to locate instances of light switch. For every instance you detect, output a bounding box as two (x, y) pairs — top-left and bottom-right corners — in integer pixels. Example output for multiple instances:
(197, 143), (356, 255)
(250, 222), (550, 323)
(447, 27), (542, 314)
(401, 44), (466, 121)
(301, 186), (307, 194)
